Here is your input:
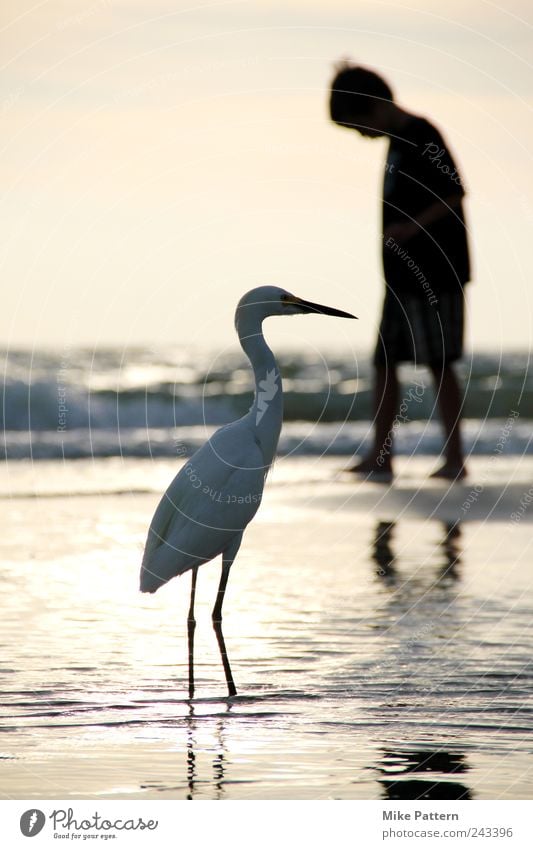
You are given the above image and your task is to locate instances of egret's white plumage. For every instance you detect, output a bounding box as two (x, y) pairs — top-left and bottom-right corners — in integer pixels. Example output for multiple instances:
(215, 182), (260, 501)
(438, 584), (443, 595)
(140, 421), (265, 593)
(140, 285), (356, 697)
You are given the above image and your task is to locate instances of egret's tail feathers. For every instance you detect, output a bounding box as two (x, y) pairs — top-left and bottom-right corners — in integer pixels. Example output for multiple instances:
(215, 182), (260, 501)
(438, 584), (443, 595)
(139, 566), (166, 594)
(140, 539), (205, 594)
(139, 552), (183, 594)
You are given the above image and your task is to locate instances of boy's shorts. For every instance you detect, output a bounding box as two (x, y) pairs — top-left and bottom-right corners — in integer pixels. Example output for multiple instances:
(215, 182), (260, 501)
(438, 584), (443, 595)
(373, 288), (465, 367)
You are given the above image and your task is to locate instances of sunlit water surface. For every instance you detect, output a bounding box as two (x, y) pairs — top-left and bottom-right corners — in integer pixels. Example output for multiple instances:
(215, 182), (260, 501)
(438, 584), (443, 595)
(1, 458), (532, 799)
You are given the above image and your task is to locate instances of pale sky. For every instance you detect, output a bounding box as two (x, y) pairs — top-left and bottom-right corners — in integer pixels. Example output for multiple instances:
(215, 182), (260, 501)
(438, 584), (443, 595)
(1, 0), (532, 352)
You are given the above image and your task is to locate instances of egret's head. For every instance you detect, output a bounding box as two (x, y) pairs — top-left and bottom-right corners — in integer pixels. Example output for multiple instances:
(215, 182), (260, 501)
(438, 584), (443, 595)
(235, 286), (356, 331)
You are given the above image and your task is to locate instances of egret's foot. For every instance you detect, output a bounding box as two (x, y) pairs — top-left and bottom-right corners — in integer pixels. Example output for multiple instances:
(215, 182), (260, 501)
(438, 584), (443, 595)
(430, 463), (467, 481)
(345, 457), (393, 484)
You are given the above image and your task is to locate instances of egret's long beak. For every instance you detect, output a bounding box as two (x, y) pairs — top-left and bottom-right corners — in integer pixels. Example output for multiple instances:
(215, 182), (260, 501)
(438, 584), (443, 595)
(293, 297), (357, 319)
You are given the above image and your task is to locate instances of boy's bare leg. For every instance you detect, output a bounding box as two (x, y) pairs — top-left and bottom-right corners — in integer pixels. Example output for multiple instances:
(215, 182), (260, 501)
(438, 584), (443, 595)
(429, 363), (466, 479)
(348, 364), (398, 475)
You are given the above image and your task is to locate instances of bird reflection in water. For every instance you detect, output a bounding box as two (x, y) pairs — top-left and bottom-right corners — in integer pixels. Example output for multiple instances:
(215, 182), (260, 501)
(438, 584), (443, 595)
(377, 748), (472, 799)
(139, 703), (231, 799)
(185, 703), (230, 800)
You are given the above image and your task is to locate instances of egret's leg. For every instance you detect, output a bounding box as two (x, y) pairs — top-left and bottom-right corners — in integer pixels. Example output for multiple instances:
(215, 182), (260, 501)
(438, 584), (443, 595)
(212, 559), (237, 697)
(187, 567), (198, 700)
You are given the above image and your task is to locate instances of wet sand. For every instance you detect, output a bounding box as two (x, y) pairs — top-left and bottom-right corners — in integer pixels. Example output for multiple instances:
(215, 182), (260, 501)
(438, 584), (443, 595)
(1, 457), (532, 799)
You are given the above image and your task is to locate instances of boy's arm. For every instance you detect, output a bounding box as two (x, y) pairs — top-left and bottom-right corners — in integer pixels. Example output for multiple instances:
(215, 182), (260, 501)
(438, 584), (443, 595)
(383, 194), (464, 245)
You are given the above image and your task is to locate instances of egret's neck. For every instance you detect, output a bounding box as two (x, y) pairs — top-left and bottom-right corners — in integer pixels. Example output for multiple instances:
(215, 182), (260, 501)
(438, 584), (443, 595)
(236, 317), (283, 466)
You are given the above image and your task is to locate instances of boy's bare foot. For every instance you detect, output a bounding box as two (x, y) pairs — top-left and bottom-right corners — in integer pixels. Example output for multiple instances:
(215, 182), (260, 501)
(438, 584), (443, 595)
(430, 463), (467, 481)
(345, 457), (394, 484)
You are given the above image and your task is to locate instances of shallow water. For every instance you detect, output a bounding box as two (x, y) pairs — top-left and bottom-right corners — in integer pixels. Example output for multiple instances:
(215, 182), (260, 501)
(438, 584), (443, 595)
(1, 458), (532, 799)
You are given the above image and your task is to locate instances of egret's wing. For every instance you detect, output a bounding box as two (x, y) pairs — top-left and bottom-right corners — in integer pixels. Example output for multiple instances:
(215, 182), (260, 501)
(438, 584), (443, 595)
(141, 477), (187, 568)
(141, 422), (266, 592)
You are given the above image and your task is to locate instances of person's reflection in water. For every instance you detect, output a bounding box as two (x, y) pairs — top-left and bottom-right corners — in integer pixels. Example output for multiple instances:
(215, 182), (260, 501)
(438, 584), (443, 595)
(372, 521), (397, 584)
(372, 520), (462, 586)
(438, 520), (462, 583)
(369, 524), (470, 799)
(377, 748), (472, 799)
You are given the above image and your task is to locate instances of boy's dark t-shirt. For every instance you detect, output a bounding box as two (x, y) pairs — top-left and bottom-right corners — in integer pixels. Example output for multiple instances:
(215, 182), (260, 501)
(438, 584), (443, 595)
(382, 115), (470, 295)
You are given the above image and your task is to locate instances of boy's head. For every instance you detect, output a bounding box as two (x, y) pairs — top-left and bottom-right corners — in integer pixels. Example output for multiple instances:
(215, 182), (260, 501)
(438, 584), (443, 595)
(329, 64), (395, 137)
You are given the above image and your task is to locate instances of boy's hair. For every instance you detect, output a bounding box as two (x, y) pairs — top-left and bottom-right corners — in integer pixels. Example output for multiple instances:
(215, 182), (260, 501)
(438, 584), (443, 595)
(329, 64), (394, 123)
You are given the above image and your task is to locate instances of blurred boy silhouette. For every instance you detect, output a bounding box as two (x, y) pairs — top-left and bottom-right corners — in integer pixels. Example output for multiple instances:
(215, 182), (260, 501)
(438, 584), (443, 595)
(330, 63), (470, 481)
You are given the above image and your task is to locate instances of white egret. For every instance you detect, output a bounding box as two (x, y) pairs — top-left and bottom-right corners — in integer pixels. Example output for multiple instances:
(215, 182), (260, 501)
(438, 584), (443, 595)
(140, 286), (356, 698)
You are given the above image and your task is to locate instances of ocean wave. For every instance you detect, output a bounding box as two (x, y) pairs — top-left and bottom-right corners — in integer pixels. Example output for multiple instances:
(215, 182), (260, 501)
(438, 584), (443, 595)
(1, 348), (531, 458)
(1, 420), (531, 460)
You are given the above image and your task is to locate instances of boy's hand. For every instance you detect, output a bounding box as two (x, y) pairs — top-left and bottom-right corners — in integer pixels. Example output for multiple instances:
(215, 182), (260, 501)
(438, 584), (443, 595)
(384, 196), (463, 247)
(383, 221), (419, 245)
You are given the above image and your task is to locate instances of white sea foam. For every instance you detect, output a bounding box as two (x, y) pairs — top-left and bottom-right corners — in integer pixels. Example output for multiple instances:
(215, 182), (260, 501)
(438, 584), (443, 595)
(2, 347), (531, 458)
